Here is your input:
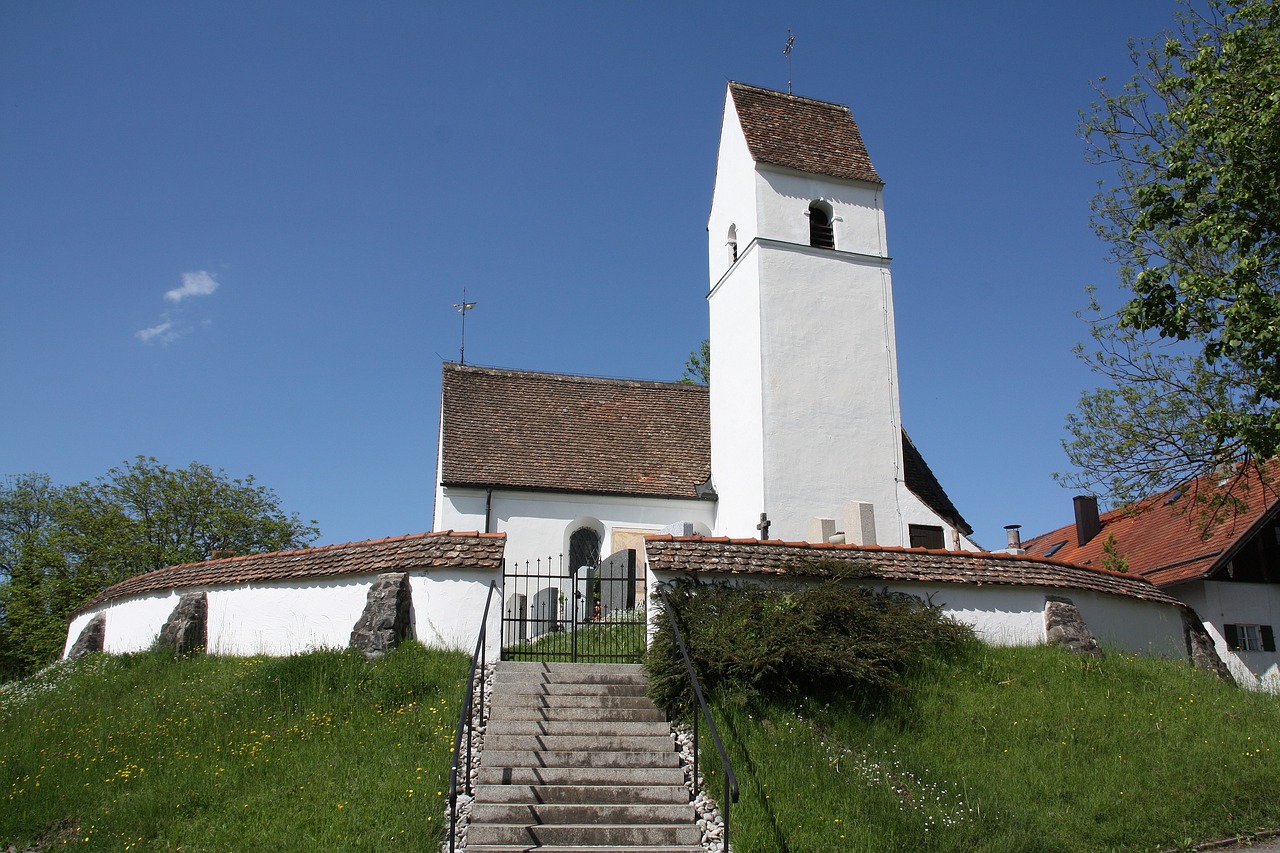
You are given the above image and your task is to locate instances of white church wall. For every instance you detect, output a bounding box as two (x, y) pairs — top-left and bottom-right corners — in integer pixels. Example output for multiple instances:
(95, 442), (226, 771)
(707, 91), (760, 285)
(754, 243), (904, 543)
(896, 486), (981, 552)
(708, 244), (765, 539)
(754, 166), (886, 258)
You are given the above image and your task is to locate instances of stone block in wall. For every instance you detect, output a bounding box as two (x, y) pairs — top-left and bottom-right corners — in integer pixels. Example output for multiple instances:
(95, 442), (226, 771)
(1182, 609), (1235, 684)
(350, 572), (414, 660)
(158, 591), (208, 657)
(67, 613), (106, 660)
(1043, 596), (1103, 658)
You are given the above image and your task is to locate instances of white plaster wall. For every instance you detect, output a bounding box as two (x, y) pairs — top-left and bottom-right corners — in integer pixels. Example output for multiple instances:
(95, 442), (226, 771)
(648, 568), (1188, 660)
(64, 566), (504, 660)
(897, 486), (981, 552)
(207, 576), (371, 655)
(707, 89), (760, 285)
(1179, 580), (1280, 691)
(754, 167), (886, 257)
(708, 241), (765, 538)
(756, 242), (903, 543)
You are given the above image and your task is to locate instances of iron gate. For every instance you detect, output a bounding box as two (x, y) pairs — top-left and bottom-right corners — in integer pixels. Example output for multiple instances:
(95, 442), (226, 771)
(500, 548), (646, 662)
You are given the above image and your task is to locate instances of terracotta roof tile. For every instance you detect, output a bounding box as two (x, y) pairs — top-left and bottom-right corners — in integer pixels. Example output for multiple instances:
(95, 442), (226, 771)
(729, 82), (882, 185)
(440, 364), (712, 499)
(76, 531), (506, 614)
(440, 364), (968, 526)
(644, 536), (1183, 608)
(1022, 463), (1280, 587)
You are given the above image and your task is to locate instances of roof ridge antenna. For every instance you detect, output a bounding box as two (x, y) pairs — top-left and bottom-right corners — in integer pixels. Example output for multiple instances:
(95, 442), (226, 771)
(783, 28), (795, 95)
(452, 288), (477, 365)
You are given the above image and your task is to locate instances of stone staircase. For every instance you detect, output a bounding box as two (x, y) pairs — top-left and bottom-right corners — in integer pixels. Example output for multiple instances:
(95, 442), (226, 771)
(467, 661), (702, 852)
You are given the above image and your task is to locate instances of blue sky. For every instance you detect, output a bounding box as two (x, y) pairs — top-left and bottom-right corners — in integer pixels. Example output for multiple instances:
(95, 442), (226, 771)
(2, 1), (1180, 549)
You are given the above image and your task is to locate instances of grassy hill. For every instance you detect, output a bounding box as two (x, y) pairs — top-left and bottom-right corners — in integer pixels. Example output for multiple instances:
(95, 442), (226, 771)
(4, 641), (1278, 852)
(0, 644), (468, 852)
(703, 643), (1280, 853)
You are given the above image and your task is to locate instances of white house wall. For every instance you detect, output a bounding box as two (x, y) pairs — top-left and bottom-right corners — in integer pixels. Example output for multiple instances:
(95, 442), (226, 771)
(1177, 580), (1280, 692)
(437, 486), (715, 564)
(897, 486), (981, 552)
(64, 567), (503, 660)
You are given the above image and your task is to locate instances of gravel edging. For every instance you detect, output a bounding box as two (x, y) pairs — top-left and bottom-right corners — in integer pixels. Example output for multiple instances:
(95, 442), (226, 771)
(441, 661), (495, 853)
(672, 723), (730, 853)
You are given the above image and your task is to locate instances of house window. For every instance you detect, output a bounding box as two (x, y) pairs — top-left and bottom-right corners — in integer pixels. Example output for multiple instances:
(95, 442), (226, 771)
(808, 201), (834, 249)
(727, 224), (738, 263)
(1044, 541), (1068, 558)
(1224, 623), (1277, 652)
(908, 524), (945, 550)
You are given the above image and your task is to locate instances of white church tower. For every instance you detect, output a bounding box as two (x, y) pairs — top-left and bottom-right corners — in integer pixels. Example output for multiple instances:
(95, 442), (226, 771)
(708, 82), (970, 549)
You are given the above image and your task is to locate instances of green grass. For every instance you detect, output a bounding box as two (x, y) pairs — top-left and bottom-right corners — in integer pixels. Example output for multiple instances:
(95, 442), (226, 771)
(703, 643), (1280, 853)
(0, 643), (469, 852)
(502, 607), (646, 662)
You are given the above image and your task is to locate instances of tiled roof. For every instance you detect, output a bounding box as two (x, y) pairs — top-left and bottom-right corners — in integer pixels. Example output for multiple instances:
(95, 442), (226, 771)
(440, 364), (968, 527)
(76, 531), (506, 614)
(729, 82), (882, 185)
(645, 536), (1184, 608)
(440, 364), (712, 499)
(902, 431), (972, 534)
(1022, 464), (1280, 587)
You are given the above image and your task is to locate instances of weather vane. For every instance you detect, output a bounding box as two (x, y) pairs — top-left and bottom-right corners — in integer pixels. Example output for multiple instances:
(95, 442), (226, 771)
(784, 29), (795, 95)
(452, 289), (477, 365)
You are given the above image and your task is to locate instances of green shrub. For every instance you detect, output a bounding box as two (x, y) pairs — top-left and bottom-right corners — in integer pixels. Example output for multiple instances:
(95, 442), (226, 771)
(644, 564), (975, 717)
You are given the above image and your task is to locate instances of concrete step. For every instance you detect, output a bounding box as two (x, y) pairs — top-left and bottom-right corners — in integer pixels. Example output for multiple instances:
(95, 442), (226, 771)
(494, 680), (649, 697)
(489, 693), (655, 710)
(480, 749), (681, 769)
(473, 783), (690, 805)
(467, 822), (700, 848)
(483, 733), (676, 753)
(496, 662), (646, 683)
(476, 765), (686, 787)
(469, 802), (695, 826)
(486, 705), (667, 723)
(468, 846), (701, 853)
(486, 718), (672, 737)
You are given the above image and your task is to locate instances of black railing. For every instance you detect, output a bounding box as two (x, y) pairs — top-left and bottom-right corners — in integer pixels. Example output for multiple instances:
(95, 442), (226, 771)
(656, 586), (739, 851)
(501, 550), (645, 662)
(447, 579), (498, 853)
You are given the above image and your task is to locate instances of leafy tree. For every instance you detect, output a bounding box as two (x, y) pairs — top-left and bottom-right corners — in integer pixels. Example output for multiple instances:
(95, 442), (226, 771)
(0, 459), (318, 680)
(678, 339), (710, 386)
(1065, 1), (1280, 502)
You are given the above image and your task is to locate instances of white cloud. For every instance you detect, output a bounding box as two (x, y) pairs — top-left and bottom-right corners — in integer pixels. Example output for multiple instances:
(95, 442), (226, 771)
(136, 321), (180, 345)
(165, 270), (219, 303)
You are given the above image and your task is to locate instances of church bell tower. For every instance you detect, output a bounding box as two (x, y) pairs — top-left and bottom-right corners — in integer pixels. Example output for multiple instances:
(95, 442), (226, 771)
(707, 82), (909, 544)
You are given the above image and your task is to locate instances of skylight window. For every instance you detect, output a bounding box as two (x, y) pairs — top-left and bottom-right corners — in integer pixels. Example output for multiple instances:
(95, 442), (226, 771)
(1044, 541), (1067, 557)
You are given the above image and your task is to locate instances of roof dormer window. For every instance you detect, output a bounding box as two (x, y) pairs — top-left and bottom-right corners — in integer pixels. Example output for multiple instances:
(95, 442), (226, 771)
(808, 201), (834, 249)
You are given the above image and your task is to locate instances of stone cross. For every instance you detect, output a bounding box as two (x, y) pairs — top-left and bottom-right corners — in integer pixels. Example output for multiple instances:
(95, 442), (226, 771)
(757, 512), (771, 540)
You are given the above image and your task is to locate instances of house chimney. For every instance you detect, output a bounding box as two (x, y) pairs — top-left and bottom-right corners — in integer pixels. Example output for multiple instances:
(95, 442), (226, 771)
(1073, 495), (1102, 546)
(1004, 525), (1022, 550)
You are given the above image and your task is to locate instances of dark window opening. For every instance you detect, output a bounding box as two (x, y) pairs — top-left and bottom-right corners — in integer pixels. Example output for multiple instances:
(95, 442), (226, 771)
(809, 201), (834, 249)
(1224, 623), (1276, 652)
(1044, 541), (1068, 558)
(569, 527), (601, 572)
(908, 524), (945, 550)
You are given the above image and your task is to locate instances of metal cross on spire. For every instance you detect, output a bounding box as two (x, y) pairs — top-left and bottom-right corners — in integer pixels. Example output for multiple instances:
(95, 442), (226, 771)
(452, 289), (477, 365)
(783, 29), (795, 95)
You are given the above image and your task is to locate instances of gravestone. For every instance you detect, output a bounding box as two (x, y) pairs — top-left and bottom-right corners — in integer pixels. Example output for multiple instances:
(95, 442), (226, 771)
(349, 572), (414, 660)
(68, 613), (107, 659)
(504, 592), (528, 645)
(1043, 596), (1103, 658)
(158, 591), (208, 657)
(530, 586), (559, 638)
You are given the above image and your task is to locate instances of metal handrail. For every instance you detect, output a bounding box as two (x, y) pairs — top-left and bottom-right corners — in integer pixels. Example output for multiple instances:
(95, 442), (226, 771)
(656, 586), (739, 851)
(447, 579), (498, 853)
